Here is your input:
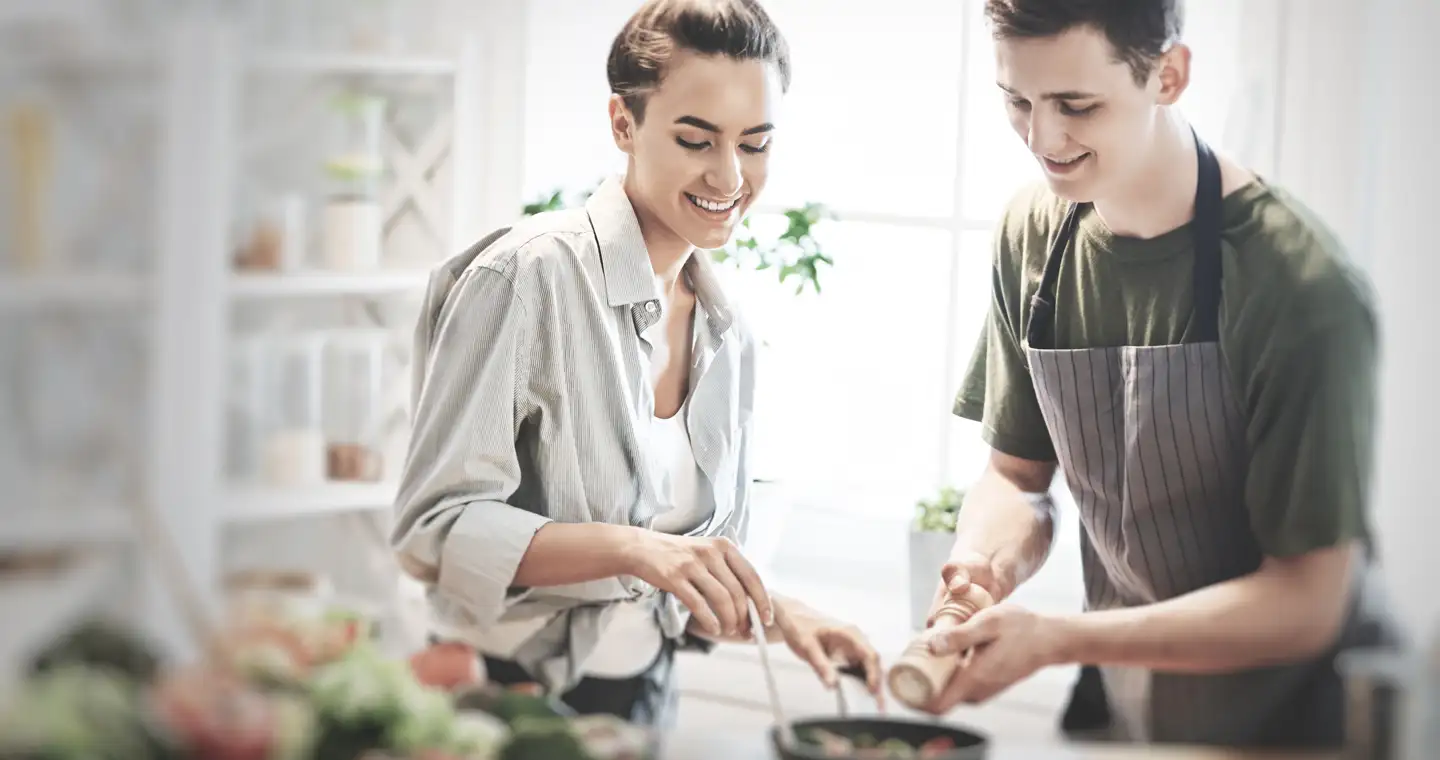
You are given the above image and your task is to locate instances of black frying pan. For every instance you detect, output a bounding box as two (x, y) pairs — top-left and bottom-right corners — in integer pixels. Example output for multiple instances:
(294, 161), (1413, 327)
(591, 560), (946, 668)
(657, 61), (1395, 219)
(769, 664), (990, 760)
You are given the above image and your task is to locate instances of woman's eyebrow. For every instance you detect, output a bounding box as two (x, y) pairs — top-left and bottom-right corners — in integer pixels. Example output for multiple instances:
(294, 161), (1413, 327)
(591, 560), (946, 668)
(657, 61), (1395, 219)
(673, 115), (775, 135)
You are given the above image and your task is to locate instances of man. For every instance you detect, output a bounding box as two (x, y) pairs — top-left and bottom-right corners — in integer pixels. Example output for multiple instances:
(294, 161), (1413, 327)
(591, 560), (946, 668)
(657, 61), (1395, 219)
(920, 0), (1397, 748)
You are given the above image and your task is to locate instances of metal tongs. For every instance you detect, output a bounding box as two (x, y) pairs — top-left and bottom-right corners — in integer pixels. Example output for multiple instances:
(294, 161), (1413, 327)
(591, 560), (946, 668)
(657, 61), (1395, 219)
(748, 599), (859, 748)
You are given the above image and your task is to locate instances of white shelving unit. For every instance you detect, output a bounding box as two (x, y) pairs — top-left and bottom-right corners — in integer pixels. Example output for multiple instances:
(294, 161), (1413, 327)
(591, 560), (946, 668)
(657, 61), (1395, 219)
(0, 2), (526, 679)
(222, 480), (402, 524)
(0, 273), (149, 309)
(229, 270), (430, 299)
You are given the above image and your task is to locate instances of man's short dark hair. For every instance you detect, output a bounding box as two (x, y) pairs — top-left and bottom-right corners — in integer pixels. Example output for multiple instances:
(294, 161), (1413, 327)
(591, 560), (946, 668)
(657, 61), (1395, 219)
(984, 0), (1184, 85)
(607, 0), (792, 124)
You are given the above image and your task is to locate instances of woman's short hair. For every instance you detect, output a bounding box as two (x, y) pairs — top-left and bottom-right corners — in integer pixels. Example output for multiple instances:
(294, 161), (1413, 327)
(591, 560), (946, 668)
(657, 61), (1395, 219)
(607, 0), (792, 124)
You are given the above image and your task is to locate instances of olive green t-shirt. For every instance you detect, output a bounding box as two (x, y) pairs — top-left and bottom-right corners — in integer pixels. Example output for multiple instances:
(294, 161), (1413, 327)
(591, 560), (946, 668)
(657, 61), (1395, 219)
(954, 180), (1378, 558)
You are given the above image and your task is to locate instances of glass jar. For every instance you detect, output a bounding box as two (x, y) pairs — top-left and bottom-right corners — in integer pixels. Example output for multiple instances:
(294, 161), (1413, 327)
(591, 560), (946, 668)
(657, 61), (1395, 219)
(320, 92), (385, 272)
(235, 192), (308, 272)
(341, 0), (406, 54)
(322, 329), (388, 482)
(256, 333), (326, 487)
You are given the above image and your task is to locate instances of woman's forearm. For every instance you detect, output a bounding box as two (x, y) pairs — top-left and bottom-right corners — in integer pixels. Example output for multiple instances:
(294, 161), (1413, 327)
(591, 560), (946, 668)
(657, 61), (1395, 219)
(511, 522), (642, 587)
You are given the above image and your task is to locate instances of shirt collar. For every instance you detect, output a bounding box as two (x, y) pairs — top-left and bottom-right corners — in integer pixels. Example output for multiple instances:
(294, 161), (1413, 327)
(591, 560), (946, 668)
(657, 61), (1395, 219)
(584, 175), (734, 335)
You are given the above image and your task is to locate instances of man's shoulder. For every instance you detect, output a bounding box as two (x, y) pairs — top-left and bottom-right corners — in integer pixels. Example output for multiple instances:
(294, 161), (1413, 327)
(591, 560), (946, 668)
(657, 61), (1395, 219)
(1223, 181), (1377, 336)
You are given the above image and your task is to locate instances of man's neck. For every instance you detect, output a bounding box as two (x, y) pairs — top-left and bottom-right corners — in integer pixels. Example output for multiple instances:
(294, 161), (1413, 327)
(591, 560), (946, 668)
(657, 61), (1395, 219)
(1091, 111), (1200, 239)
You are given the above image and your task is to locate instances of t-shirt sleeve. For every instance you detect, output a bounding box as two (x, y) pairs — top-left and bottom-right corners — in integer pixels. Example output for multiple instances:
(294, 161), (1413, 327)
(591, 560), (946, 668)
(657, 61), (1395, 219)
(953, 206), (1057, 463)
(1243, 308), (1377, 558)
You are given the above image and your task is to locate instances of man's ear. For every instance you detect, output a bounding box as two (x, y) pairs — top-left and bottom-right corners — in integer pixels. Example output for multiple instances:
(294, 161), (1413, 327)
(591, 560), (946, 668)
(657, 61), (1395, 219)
(1152, 43), (1191, 106)
(609, 94), (637, 154)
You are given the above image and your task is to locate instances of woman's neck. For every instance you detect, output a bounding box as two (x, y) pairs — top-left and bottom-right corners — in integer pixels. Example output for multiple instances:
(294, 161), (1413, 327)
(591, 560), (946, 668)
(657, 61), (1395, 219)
(622, 176), (694, 291)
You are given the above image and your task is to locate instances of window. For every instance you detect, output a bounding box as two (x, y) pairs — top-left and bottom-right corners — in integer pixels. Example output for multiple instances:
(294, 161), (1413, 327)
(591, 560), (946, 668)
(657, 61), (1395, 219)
(521, 0), (1253, 521)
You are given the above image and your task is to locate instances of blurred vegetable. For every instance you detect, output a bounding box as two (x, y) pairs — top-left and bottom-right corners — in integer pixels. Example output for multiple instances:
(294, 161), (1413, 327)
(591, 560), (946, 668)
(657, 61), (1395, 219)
(28, 618), (162, 683)
(497, 717), (589, 760)
(0, 665), (165, 760)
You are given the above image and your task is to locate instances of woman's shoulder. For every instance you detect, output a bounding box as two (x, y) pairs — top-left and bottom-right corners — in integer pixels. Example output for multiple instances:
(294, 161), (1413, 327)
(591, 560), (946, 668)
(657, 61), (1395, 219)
(437, 208), (603, 308)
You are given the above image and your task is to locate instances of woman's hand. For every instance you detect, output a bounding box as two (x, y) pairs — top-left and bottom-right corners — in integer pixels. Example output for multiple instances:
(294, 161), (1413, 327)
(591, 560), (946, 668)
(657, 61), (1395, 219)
(623, 532), (774, 638)
(774, 599), (885, 707)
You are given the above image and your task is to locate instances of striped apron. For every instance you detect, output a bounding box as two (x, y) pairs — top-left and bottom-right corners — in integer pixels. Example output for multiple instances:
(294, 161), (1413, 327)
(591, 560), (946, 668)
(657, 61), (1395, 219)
(1023, 133), (1384, 747)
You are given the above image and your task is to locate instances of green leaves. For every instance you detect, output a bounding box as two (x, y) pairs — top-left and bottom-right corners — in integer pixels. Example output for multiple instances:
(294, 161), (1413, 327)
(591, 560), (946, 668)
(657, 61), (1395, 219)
(913, 486), (967, 533)
(521, 184), (835, 296)
(707, 201), (834, 295)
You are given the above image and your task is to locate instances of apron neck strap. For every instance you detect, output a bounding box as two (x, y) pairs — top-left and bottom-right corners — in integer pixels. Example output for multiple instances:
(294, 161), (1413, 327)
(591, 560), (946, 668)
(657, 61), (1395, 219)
(1025, 127), (1226, 349)
(1188, 129), (1225, 343)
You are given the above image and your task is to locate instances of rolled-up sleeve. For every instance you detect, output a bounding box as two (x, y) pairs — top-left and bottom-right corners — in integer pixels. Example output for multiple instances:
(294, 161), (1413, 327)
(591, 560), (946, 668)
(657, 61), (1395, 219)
(391, 262), (552, 627)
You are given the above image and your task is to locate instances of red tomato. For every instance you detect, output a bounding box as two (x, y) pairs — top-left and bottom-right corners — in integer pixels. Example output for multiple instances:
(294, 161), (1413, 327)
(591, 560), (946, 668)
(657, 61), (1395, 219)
(151, 668), (277, 760)
(408, 641), (482, 691)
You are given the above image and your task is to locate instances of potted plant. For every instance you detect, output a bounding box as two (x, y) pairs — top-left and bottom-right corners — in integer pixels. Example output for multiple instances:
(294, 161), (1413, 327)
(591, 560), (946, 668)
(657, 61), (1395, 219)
(909, 486), (965, 630)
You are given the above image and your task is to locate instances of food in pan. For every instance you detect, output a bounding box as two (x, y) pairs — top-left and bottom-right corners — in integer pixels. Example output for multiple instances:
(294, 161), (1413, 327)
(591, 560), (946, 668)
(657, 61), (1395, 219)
(796, 727), (958, 759)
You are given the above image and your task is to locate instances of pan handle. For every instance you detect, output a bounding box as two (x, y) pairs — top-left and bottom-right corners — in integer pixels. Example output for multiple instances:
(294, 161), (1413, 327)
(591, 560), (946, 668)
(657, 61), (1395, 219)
(838, 663), (868, 682)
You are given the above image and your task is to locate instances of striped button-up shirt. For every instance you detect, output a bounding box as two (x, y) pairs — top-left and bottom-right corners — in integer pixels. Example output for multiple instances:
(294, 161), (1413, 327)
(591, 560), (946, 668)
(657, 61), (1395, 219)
(390, 176), (758, 692)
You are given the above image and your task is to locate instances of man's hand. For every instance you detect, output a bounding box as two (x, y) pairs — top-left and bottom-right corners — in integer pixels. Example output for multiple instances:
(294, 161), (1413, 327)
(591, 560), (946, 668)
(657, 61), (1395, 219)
(933, 550), (1012, 625)
(774, 599), (886, 708)
(918, 603), (1067, 713)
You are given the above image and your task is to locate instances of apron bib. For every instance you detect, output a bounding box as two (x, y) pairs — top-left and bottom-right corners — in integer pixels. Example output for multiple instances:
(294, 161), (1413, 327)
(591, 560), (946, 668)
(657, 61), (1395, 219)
(1023, 133), (1380, 747)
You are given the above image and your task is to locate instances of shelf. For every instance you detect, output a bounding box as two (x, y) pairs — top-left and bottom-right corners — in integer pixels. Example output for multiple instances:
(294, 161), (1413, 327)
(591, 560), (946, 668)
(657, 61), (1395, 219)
(222, 480), (399, 523)
(0, 552), (125, 695)
(0, 507), (134, 552)
(0, 273), (148, 310)
(8, 44), (157, 74)
(248, 52), (455, 77)
(229, 270), (430, 299)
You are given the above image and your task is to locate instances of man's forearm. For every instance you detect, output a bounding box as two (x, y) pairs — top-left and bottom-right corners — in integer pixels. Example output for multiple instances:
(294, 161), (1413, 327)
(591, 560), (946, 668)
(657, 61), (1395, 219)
(512, 522), (641, 587)
(1055, 543), (1359, 673)
(948, 463), (1056, 601)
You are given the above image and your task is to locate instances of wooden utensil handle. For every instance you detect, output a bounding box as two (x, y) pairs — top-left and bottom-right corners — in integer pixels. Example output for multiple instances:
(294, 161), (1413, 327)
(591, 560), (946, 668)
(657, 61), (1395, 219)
(886, 584), (995, 710)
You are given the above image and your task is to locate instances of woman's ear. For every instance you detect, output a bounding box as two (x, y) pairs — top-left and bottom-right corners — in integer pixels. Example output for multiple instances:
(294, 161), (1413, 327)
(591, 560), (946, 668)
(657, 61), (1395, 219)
(609, 94), (637, 154)
(1153, 43), (1191, 106)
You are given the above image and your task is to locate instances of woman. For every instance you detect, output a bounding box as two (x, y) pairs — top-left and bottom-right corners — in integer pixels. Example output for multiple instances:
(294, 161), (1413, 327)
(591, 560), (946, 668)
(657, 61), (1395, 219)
(390, 0), (882, 727)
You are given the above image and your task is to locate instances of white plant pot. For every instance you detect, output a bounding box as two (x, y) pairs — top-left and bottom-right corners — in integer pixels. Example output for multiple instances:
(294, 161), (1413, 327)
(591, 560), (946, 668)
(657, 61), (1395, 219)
(908, 529), (955, 631)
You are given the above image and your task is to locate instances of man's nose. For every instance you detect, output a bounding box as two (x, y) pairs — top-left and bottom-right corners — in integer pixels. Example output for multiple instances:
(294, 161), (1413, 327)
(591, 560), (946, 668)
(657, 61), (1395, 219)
(1027, 109), (1067, 156)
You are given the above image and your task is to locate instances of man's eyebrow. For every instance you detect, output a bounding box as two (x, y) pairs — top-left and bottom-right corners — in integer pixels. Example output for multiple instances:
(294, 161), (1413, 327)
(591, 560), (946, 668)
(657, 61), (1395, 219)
(674, 115), (776, 136)
(998, 83), (1100, 100)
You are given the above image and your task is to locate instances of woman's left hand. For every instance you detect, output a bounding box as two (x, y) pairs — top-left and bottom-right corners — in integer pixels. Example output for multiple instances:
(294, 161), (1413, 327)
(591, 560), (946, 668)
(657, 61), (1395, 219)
(773, 599), (885, 707)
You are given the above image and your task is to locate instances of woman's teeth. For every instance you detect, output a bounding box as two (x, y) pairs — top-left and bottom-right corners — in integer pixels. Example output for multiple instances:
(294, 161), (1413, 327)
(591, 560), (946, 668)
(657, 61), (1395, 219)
(687, 193), (738, 213)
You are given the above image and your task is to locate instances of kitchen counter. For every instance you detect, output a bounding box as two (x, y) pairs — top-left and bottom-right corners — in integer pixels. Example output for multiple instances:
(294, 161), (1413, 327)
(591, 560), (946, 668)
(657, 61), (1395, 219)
(658, 731), (1339, 760)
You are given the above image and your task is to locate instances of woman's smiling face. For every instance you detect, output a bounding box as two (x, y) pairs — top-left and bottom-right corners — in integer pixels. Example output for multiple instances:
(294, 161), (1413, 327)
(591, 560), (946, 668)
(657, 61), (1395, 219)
(610, 48), (784, 252)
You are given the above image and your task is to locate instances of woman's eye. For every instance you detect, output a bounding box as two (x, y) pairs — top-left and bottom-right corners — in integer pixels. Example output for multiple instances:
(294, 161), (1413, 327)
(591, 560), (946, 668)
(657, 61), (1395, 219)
(675, 137), (709, 150)
(740, 140), (770, 155)
(1006, 96), (1031, 111)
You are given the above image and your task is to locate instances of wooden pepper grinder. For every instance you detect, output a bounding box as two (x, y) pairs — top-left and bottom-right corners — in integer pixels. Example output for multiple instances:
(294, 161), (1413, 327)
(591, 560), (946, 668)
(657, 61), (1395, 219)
(887, 583), (995, 711)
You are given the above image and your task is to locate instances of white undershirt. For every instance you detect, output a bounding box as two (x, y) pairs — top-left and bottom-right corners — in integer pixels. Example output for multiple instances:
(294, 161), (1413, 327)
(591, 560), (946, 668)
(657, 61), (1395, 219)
(470, 396), (712, 679)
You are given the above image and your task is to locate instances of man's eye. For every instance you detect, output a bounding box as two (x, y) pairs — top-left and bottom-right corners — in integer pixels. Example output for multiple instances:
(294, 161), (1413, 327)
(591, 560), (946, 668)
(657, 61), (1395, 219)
(676, 137), (709, 150)
(1061, 103), (1100, 117)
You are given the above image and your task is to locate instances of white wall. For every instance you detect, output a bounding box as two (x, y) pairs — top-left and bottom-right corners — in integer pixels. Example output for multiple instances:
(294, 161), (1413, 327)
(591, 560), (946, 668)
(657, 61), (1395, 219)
(1352, 0), (1439, 648)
